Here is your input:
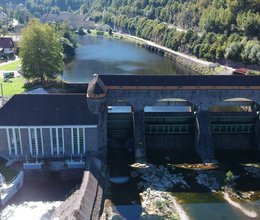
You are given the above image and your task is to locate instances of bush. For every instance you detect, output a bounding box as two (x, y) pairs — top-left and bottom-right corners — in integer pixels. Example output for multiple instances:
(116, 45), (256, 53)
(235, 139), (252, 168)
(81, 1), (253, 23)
(224, 170), (236, 190)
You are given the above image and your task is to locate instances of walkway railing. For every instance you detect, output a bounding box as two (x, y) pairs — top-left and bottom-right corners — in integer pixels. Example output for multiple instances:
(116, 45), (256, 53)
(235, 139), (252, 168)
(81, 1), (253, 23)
(61, 184), (80, 201)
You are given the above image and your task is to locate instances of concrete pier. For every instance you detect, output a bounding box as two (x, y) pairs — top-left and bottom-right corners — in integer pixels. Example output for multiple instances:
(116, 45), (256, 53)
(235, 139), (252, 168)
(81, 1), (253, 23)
(133, 109), (146, 162)
(195, 111), (214, 161)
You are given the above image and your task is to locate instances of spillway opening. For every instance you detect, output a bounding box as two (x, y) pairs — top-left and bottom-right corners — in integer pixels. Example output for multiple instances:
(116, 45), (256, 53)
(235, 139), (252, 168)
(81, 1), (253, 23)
(144, 103), (200, 164)
(210, 102), (260, 159)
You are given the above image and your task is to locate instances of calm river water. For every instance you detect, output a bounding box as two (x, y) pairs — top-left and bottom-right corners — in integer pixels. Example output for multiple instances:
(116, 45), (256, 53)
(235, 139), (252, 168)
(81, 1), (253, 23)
(62, 35), (194, 82)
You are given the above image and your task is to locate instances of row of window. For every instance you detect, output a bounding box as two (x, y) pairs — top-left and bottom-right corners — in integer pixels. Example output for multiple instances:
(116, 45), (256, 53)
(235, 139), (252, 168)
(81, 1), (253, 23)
(7, 127), (87, 156)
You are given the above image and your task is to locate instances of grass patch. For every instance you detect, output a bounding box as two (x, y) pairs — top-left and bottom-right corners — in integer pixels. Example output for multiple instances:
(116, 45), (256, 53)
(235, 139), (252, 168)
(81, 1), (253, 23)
(214, 66), (228, 74)
(172, 192), (225, 204)
(0, 157), (17, 183)
(88, 29), (109, 37)
(0, 60), (21, 71)
(248, 70), (260, 75)
(0, 76), (26, 96)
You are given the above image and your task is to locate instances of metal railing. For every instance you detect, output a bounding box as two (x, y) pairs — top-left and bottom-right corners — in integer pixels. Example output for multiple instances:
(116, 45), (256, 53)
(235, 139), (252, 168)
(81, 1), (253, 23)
(60, 184), (80, 201)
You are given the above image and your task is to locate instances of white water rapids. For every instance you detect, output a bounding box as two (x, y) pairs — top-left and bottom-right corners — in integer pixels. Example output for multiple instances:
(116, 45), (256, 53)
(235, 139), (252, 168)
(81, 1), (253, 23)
(0, 201), (62, 220)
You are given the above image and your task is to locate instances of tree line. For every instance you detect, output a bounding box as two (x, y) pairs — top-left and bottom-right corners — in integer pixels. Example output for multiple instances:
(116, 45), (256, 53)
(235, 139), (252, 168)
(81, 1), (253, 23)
(3, 0), (260, 65)
(86, 0), (260, 66)
(18, 0), (260, 65)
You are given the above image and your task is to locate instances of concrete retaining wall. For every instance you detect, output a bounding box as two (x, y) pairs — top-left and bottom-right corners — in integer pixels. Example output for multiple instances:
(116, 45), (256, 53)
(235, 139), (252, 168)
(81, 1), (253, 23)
(51, 157), (105, 220)
(1, 171), (24, 206)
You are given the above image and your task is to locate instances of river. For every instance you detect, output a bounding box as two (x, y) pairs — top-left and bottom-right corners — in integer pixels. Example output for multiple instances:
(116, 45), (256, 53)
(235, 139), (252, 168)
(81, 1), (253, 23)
(62, 35), (194, 82)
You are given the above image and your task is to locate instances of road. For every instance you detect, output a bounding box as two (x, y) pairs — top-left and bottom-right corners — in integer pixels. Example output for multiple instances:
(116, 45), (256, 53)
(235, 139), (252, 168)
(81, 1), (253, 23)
(125, 34), (235, 74)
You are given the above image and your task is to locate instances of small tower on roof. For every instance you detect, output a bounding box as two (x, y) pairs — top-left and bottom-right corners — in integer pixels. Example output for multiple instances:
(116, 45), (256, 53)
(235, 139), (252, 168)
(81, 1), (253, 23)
(87, 74), (107, 98)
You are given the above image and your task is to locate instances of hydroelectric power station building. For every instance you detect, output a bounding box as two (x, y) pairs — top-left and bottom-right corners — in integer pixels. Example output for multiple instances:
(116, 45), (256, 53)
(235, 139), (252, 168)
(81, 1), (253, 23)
(0, 74), (260, 170)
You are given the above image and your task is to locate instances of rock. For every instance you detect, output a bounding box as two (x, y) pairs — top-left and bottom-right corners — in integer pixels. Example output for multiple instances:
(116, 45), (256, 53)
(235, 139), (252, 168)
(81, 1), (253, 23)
(244, 166), (260, 179)
(195, 171), (220, 191)
(140, 188), (180, 219)
(130, 163), (150, 169)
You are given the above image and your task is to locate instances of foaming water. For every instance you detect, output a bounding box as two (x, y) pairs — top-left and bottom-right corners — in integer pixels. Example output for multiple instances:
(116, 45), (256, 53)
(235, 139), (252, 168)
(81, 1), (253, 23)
(0, 201), (62, 220)
(0, 173), (81, 220)
(223, 193), (258, 218)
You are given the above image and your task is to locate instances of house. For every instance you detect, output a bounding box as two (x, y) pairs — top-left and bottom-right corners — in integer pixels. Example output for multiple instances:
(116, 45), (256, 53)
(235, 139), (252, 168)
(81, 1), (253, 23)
(0, 37), (15, 58)
(40, 12), (86, 29)
(83, 20), (96, 30)
(232, 68), (249, 75)
(0, 94), (99, 163)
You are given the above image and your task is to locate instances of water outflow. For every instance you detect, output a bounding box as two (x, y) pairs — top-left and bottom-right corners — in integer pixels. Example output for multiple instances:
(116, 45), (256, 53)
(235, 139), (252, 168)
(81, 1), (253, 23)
(0, 201), (61, 220)
(0, 173), (81, 220)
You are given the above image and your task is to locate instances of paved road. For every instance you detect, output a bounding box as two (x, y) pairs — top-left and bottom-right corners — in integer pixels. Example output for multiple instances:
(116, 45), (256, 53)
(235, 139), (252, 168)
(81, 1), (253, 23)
(126, 34), (235, 74)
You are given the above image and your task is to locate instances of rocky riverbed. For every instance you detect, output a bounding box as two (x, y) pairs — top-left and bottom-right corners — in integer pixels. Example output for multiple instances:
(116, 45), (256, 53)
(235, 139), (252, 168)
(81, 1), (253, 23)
(103, 160), (260, 219)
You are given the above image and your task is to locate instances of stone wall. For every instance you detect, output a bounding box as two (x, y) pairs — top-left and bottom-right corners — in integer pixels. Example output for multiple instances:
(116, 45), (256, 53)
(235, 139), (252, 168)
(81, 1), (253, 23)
(106, 89), (260, 111)
(85, 128), (98, 153)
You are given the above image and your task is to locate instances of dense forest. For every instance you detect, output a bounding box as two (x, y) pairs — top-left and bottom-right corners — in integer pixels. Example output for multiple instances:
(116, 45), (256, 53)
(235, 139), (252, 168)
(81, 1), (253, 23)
(87, 0), (260, 66)
(2, 0), (260, 65)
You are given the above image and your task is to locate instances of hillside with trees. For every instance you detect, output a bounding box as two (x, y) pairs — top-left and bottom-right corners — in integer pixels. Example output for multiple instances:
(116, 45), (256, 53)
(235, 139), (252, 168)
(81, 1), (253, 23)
(85, 0), (260, 66)
(3, 0), (260, 66)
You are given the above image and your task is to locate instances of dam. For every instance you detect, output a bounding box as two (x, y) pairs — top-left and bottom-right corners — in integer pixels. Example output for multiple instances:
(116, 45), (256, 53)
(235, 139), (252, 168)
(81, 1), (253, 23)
(87, 74), (260, 163)
(52, 74), (260, 219)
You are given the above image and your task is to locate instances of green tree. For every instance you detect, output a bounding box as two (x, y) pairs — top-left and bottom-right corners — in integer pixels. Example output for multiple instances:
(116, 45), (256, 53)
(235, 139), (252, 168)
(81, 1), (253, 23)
(53, 22), (77, 57)
(225, 41), (242, 61)
(242, 40), (260, 65)
(19, 19), (64, 84)
(224, 170), (236, 190)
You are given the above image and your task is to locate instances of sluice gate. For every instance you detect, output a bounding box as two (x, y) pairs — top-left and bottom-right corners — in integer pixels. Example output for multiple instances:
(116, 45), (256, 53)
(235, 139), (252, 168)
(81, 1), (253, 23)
(143, 106), (198, 161)
(210, 112), (258, 134)
(210, 111), (259, 153)
(107, 106), (133, 140)
(106, 105), (260, 161)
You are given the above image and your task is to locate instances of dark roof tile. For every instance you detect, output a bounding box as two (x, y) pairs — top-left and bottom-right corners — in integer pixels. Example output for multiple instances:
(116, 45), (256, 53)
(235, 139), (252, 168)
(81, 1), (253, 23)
(0, 94), (97, 126)
(0, 37), (14, 49)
